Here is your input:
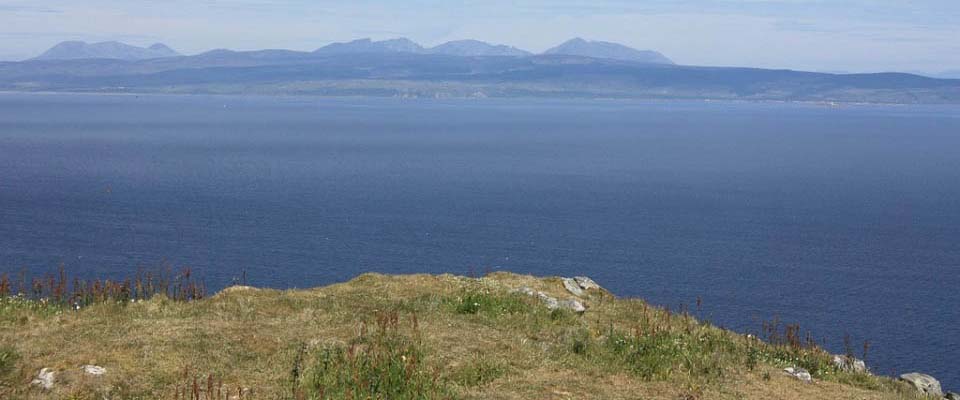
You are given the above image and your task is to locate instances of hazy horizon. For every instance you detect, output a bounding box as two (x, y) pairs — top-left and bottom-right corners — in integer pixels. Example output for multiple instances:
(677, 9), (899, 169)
(2, 1), (959, 76)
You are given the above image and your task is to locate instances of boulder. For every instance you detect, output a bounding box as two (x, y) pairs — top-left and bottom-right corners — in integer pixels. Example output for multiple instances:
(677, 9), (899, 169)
(832, 355), (868, 373)
(559, 298), (586, 313)
(945, 392), (959, 400)
(30, 368), (56, 390)
(573, 276), (602, 291)
(561, 278), (584, 297)
(898, 373), (943, 397)
(784, 367), (812, 383)
(82, 365), (107, 376)
(537, 292), (560, 310)
(514, 285), (586, 313)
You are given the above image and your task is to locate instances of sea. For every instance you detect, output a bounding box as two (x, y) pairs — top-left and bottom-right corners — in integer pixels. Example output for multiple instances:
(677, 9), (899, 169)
(1, 93), (958, 389)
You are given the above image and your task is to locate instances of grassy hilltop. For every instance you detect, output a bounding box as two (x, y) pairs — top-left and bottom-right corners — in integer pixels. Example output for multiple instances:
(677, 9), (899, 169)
(0, 272), (923, 399)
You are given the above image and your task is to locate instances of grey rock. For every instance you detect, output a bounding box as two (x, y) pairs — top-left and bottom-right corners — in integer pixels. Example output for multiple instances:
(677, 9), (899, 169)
(945, 392), (959, 400)
(30, 368), (56, 390)
(561, 278), (585, 297)
(513, 284), (586, 313)
(899, 373), (943, 397)
(832, 355), (868, 373)
(573, 276), (602, 291)
(784, 367), (812, 383)
(82, 364), (107, 376)
(511, 286), (536, 297)
(537, 292), (560, 310)
(559, 298), (586, 313)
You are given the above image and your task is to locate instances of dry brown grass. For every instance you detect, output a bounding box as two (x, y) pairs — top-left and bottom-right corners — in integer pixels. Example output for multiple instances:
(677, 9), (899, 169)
(0, 272), (918, 399)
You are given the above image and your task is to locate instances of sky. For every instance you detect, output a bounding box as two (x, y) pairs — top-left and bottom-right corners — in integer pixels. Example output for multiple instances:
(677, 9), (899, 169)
(1, 0), (959, 74)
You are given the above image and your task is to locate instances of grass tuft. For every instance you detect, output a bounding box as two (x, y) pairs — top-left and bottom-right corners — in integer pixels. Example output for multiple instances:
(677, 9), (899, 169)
(449, 354), (507, 388)
(299, 311), (451, 399)
(0, 345), (18, 384)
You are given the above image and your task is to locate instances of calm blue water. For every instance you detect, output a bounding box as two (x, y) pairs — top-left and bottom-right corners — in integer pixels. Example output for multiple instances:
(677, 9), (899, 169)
(1, 93), (958, 389)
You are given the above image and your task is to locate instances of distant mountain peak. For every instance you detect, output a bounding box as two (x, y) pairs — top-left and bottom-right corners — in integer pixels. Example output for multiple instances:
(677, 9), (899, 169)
(544, 38), (673, 64)
(149, 43), (173, 51)
(378, 38), (424, 53)
(34, 40), (181, 61)
(314, 38), (426, 54)
(429, 40), (531, 57)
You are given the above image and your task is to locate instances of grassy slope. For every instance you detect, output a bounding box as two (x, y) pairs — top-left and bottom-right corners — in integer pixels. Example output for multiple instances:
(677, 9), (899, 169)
(0, 272), (919, 399)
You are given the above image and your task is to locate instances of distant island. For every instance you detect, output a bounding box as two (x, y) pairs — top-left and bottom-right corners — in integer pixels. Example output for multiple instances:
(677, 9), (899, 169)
(2, 37), (958, 104)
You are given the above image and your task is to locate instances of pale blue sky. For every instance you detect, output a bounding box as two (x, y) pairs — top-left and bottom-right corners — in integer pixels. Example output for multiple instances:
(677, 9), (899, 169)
(1, 0), (958, 73)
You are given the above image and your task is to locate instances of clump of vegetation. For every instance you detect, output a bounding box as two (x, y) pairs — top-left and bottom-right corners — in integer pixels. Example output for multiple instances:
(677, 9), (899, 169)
(448, 354), (507, 388)
(748, 319), (835, 377)
(298, 311), (450, 400)
(0, 265), (205, 310)
(0, 294), (63, 323)
(566, 323), (736, 382)
(451, 289), (530, 317)
(0, 345), (19, 384)
(172, 370), (246, 400)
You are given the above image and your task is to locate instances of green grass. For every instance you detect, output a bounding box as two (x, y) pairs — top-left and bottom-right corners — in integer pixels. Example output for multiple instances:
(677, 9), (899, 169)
(0, 296), (63, 323)
(298, 311), (452, 400)
(563, 324), (738, 382)
(0, 345), (18, 385)
(451, 289), (530, 317)
(448, 354), (507, 388)
(748, 341), (835, 377)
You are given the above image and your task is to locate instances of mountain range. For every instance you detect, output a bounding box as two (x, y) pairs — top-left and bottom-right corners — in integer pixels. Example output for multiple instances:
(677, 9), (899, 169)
(6, 37), (958, 104)
(33, 38), (668, 64)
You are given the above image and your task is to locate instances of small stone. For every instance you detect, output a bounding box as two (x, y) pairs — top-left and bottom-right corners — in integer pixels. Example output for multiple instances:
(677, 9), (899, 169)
(561, 278), (584, 297)
(229, 387), (252, 400)
(511, 286), (536, 297)
(82, 365), (107, 376)
(31, 368), (56, 390)
(784, 367), (812, 383)
(573, 276), (601, 291)
(899, 373), (943, 397)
